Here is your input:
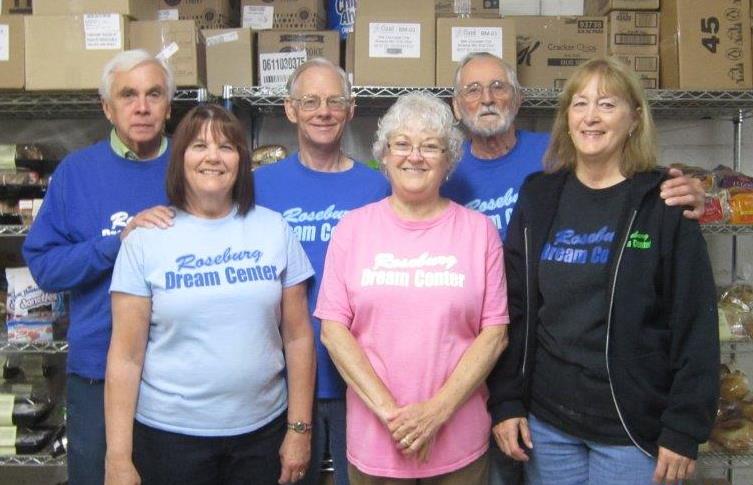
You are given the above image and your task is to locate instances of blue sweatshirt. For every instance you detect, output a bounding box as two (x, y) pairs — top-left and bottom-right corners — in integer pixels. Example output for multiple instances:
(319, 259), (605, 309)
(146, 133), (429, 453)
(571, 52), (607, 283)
(22, 140), (169, 380)
(254, 154), (390, 399)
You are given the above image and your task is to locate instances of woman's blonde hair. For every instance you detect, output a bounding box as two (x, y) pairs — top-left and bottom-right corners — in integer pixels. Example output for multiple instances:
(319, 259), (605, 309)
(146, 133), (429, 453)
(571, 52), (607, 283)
(544, 56), (657, 177)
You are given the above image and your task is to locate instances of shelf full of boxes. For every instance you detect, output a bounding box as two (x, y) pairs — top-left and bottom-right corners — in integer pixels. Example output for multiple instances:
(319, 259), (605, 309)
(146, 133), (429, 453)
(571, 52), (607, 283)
(0, 0), (752, 480)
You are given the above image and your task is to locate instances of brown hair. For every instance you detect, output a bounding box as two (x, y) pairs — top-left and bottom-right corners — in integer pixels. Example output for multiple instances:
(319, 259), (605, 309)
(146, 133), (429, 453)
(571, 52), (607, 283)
(544, 56), (657, 177)
(166, 104), (254, 215)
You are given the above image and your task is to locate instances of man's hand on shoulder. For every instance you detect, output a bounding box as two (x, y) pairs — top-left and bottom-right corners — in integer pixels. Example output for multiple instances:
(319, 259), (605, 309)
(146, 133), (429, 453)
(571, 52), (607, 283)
(660, 167), (705, 220)
(119, 206), (175, 240)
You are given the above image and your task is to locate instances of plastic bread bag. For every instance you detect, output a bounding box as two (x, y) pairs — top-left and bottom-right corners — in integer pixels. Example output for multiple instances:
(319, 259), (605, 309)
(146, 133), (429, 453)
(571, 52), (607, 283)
(5, 267), (64, 344)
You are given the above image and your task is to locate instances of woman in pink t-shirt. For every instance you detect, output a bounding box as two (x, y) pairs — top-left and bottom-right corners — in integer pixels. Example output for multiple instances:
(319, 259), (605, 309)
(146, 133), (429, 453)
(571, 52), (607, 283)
(314, 93), (510, 484)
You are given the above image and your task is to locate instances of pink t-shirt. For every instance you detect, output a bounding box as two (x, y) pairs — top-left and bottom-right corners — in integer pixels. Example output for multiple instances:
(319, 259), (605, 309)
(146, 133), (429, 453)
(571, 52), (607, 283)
(314, 198), (509, 478)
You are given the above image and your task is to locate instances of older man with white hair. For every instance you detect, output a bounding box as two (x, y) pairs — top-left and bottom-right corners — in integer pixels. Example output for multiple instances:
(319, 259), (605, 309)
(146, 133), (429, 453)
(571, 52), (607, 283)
(23, 49), (175, 485)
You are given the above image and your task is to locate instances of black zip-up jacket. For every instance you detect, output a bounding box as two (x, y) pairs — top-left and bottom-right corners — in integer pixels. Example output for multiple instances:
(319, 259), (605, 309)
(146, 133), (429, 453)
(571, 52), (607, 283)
(488, 168), (719, 459)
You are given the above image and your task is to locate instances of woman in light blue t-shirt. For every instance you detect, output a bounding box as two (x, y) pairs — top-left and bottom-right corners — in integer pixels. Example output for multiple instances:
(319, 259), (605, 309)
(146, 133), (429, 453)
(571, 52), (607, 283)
(104, 105), (315, 485)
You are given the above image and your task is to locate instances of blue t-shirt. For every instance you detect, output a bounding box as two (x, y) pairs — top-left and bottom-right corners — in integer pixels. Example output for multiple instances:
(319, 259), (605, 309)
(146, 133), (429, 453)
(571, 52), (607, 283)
(22, 140), (169, 380)
(110, 206), (314, 437)
(254, 154), (390, 399)
(442, 130), (550, 240)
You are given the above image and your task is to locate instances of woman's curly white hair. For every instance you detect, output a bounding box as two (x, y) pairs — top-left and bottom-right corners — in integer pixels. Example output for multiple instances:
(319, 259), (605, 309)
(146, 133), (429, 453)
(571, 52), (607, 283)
(372, 93), (464, 173)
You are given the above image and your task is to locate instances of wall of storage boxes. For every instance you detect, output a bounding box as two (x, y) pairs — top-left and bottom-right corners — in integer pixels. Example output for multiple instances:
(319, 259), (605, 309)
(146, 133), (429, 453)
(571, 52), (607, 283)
(1, 0), (752, 94)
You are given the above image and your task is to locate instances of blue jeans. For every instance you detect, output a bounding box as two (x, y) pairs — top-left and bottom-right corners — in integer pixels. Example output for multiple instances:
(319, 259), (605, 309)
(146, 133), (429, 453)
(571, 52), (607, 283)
(302, 398), (348, 485)
(66, 374), (106, 485)
(525, 414), (656, 485)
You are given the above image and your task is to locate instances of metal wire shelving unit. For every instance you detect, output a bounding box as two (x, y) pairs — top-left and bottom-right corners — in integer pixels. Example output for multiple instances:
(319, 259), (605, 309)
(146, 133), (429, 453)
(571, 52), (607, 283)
(0, 89), (209, 119)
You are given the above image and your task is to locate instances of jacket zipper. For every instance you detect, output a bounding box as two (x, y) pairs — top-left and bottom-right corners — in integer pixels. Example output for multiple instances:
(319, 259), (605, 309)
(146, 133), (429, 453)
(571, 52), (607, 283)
(522, 226), (530, 375)
(605, 209), (652, 457)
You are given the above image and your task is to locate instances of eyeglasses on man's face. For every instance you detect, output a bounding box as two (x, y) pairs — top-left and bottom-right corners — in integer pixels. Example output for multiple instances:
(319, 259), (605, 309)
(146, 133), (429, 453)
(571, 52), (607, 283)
(459, 80), (515, 102)
(290, 94), (351, 112)
(387, 139), (447, 159)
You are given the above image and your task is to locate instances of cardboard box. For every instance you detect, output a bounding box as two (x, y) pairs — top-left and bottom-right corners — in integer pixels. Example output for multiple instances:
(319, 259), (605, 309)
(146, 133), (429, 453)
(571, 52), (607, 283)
(608, 10), (658, 54)
(257, 30), (338, 86)
(34, 0), (157, 20)
(354, 0), (435, 87)
(435, 0), (499, 16)
(585, 0), (659, 15)
(158, 0), (239, 29)
(436, 17), (516, 87)
(614, 53), (659, 88)
(512, 16), (607, 88)
(541, 0), (584, 16)
(129, 20), (206, 87)
(25, 14), (128, 90)
(0, 15), (24, 88)
(241, 0), (325, 31)
(203, 28), (254, 95)
(1, 0), (32, 15)
(660, 0), (752, 89)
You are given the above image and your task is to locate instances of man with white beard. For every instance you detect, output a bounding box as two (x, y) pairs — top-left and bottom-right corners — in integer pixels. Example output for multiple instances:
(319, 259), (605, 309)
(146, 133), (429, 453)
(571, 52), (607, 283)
(442, 52), (704, 485)
(442, 52), (704, 242)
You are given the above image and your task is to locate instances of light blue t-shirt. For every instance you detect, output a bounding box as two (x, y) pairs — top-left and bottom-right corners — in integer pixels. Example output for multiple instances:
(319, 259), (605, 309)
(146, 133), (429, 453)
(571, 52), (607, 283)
(110, 205), (314, 437)
(441, 130), (550, 240)
(254, 154), (389, 399)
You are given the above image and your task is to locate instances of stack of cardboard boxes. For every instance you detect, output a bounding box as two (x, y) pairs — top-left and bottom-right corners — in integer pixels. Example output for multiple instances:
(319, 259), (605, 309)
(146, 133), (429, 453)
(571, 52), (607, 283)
(585, 0), (661, 89)
(1, 0), (752, 91)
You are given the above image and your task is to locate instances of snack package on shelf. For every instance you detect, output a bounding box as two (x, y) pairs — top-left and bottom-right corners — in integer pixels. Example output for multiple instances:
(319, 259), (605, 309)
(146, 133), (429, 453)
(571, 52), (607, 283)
(710, 364), (753, 453)
(718, 283), (753, 341)
(670, 163), (753, 225)
(251, 145), (287, 170)
(5, 268), (65, 344)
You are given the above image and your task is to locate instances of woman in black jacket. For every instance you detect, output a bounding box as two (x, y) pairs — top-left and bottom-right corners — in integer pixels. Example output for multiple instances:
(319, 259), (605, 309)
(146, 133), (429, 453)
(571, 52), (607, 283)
(489, 57), (718, 484)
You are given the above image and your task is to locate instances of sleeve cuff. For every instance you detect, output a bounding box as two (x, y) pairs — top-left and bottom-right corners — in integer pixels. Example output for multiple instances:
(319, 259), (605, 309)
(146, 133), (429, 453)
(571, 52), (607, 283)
(99, 233), (122, 263)
(657, 427), (699, 460)
(490, 399), (527, 426)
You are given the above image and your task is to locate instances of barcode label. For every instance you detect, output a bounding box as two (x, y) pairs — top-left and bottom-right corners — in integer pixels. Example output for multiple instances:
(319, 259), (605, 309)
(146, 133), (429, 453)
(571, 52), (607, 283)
(261, 74), (288, 85)
(634, 13), (658, 28)
(615, 34), (656, 46)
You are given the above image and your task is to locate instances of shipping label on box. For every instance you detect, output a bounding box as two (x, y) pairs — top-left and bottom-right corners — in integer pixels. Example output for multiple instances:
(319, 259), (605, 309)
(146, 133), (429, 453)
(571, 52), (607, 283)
(660, 0), (752, 89)
(242, 5), (273, 29)
(615, 54), (659, 89)
(513, 16), (608, 88)
(501, 0), (540, 15)
(608, 10), (658, 54)
(258, 50), (307, 87)
(241, 0), (325, 30)
(435, 0), (500, 16)
(585, 0), (659, 16)
(84, 14), (123, 50)
(369, 23), (421, 58)
(436, 17), (516, 86)
(258, 29), (339, 82)
(0, 23), (8, 61)
(158, 9), (180, 21)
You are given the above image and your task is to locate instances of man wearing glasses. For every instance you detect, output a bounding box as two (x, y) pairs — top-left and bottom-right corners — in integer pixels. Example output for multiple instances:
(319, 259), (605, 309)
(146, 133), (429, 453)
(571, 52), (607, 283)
(254, 57), (389, 485)
(444, 53), (704, 485)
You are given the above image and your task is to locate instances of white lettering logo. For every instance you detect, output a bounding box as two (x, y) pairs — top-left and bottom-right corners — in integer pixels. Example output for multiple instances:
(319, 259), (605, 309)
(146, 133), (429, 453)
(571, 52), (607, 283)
(101, 211), (132, 236)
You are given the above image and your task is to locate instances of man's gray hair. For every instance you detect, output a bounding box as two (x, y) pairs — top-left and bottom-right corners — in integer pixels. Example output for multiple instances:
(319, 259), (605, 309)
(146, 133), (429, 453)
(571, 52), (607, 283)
(453, 52), (521, 101)
(372, 93), (464, 172)
(99, 49), (176, 101)
(286, 57), (352, 98)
